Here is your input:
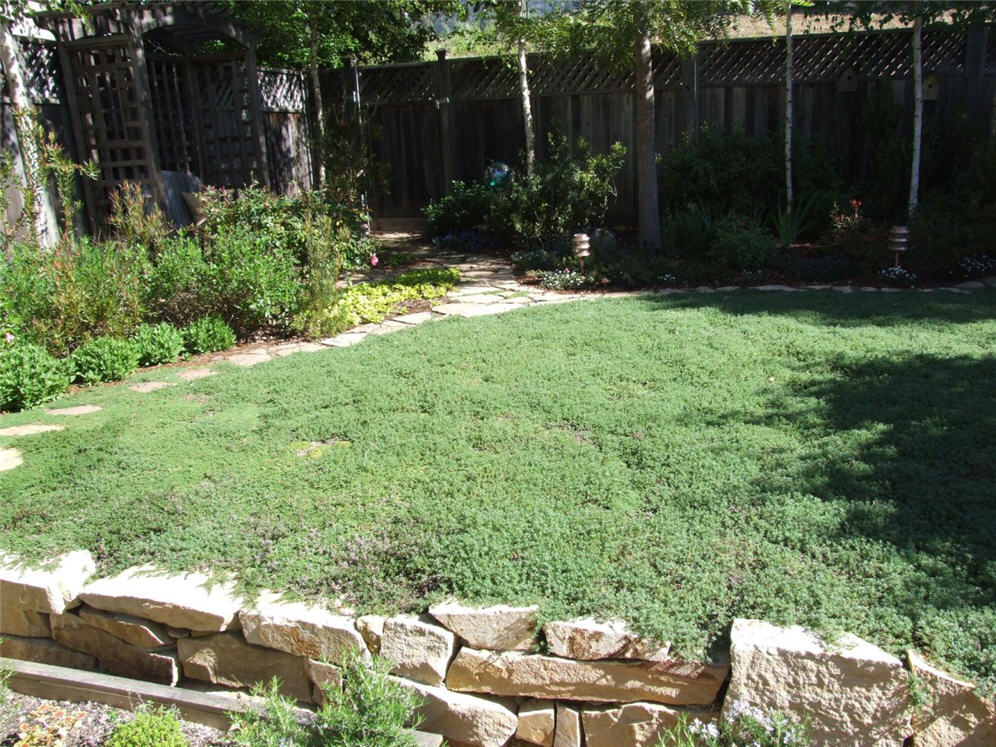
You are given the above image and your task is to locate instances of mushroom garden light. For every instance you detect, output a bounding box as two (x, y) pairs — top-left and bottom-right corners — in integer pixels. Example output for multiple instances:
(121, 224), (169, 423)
(573, 233), (591, 274)
(889, 225), (910, 267)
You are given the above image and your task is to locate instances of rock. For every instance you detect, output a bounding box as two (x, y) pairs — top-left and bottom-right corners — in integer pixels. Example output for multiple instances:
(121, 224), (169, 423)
(368, 321), (407, 335)
(907, 650), (996, 746)
(0, 607), (50, 638)
(724, 618), (912, 746)
(77, 605), (172, 648)
(80, 565), (242, 631)
(392, 312), (434, 325)
(756, 285), (799, 292)
(270, 342), (325, 357)
(391, 677), (518, 747)
(554, 704), (582, 747)
(543, 618), (669, 661)
(515, 699), (555, 746)
(306, 659), (342, 703)
(956, 281), (985, 290)
(0, 550), (95, 614)
(380, 615), (455, 686)
(0, 635), (96, 670)
(228, 350), (270, 366)
(356, 614), (386, 653)
(43, 405), (101, 416)
(429, 601), (537, 651)
(51, 613), (179, 685)
(176, 368), (216, 381)
(321, 332), (367, 347)
(178, 633), (311, 702)
(982, 275), (996, 288)
(0, 447), (22, 471)
(128, 381), (174, 393)
(582, 702), (715, 747)
(240, 593), (367, 663)
(446, 648), (727, 706)
(432, 302), (522, 318)
(0, 424), (64, 436)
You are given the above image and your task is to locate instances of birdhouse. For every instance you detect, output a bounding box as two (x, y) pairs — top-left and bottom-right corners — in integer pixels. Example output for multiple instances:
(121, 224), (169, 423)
(837, 67), (859, 93)
(923, 73), (940, 101)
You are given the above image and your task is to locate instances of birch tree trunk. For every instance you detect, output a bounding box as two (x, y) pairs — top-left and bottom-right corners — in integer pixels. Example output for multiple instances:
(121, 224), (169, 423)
(516, 20), (535, 176)
(307, 5), (325, 189)
(634, 11), (661, 253)
(784, 1), (793, 217)
(908, 15), (922, 221)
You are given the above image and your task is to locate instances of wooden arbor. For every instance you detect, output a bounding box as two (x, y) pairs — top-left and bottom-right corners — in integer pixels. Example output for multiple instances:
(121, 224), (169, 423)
(38, 1), (269, 229)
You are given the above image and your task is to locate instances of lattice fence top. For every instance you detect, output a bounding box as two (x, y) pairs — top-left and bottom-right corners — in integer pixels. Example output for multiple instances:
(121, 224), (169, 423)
(259, 69), (307, 112)
(360, 64), (436, 105)
(1, 40), (63, 105)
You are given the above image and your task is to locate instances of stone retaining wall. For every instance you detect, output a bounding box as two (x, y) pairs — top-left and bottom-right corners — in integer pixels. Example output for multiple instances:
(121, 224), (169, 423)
(1, 551), (993, 746)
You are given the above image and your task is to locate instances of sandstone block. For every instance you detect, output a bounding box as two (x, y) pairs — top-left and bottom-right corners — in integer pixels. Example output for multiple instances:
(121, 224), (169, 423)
(446, 648), (727, 706)
(0, 634), (96, 670)
(0, 607), (50, 638)
(306, 659), (342, 703)
(80, 565), (242, 631)
(357, 614), (386, 653)
(391, 677), (517, 747)
(515, 699), (555, 746)
(543, 618), (670, 661)
(724, 618), (912, 746)
(908, 650), (996, 746)
(582, 702), (715, 747)
(429, 601), (537, 651)
(77, 605), (172, 648)
(554, 704), (581, 747)
(0, 550), (95, 614)
(240, 593), (367, 663)
(50, 613), (178, 685)
(380, 615), (456, 686)
(178, 632), (311, 702)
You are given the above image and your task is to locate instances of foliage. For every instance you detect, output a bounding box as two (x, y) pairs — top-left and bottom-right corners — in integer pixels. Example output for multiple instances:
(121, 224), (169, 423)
(511, 245), (573, 273)
(663, 202), (719, 260)
(133, 323), (186, 367)
(144, 236), (211, 327)
(951, 254), (996, 281)
(292, 215), (346, 338)
(425, 181), (491, 239)
(710, 214), (778, 271)
(182, 316), (237, 356)
(773, 253), (855, 283)
(592, 246), (677, 288)
(70, 336), (139, 384)
(11, 701), (86, 747)
(538, 268), (590, 290)
(0, 338), (69, 412)
(877, 266), (917, 288)
(107, 707), (188, 747)
(108, 182), (170, 254)
(228, 679), (308, 747)
(659, 704), (809, 746)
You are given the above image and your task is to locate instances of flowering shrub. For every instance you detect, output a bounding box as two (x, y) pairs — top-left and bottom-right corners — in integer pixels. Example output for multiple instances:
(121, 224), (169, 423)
(538, 269), (591, 290)
(952, 253), (996, 280)
(0, 337), (70, 412)
(877, 266), (918, 288)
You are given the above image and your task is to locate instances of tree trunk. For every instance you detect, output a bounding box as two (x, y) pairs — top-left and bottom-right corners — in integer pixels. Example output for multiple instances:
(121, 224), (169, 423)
(784, 1), (793, 217)
(307, 5), (325, 189)
(517, 29), (535, 176)
(634, 16), (661, 253)
(0, 18), (57, 247)
(908, 15), (922, 222)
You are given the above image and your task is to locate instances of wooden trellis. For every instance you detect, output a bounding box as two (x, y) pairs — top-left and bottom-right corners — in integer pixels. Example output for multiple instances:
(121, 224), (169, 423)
(37, 1), (268, 229)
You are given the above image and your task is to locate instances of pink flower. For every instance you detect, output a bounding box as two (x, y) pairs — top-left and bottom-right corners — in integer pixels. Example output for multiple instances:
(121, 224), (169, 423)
(4, 332), (14, 344)
(369, 253), (379, 267)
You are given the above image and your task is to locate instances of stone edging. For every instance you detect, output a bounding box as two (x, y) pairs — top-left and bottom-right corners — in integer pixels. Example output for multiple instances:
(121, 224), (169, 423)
(1, 551), (993, 746)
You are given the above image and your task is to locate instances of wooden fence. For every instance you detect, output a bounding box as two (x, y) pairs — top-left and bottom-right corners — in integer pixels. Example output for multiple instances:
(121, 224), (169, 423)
(328, 25), (996, 225)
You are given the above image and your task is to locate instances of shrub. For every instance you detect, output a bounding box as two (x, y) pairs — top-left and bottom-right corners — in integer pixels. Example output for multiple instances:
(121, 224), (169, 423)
(538, 269), (590, 290)
(774, 253), (855, 283)
(71, 336), (139, 384)
(145, 235), (212, 327)
(183, 316), (236, 355)
(663, 202), (718, 260)
(658, 705), (809, 746)
(0, 338), (70, 412)
(877, 265), (918, 287)
(107, 707), (187, 747)
(425, 181), (491, 239)
(294, 216), (346, 338)
(511, 244), (573, 273)
(952, 254), (996, 281)
(710, 214), (778, 271)
(133, 322), (185, 366)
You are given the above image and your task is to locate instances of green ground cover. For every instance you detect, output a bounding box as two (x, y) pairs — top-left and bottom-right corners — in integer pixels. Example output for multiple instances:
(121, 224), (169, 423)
(1, 291), (994, 689)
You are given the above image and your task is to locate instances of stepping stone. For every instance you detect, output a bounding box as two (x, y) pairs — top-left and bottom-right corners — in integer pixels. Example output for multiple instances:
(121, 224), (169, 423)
(756, 285), (799, 292)
(449, 284), (497, 296)
(369, 321), (407, 335)
(983, 276), (996, 287)
(270, 342), (325, 358)
(832, 286), (853, 293)
(956, 281), (985, 290)
(176, 368), (216, 382)
(392, 312), (433, 325)
(881, 287), (901, 293)
(694, 286), (715, 293)
(939, 287), (969, 294)
(453, 294), (502, 304)
(717, 286), (739, 291)
(228, 350), (271, 367)
(859, 286), (879, 292)
(45, 405), (101, 416)
(0, 424), (64, 437)
(0, 447), (22, 471)
(321, 332), (368, 347)
(803, 285), (831, 290)
(432, 302), (522, 318)
(129, 382), (174, 393)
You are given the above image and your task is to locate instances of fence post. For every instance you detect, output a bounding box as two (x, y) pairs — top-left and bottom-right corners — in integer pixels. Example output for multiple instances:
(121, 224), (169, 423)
(964, 23), (989, 117)
(680, 51), (700, 136)
(436, 49), (455, 195)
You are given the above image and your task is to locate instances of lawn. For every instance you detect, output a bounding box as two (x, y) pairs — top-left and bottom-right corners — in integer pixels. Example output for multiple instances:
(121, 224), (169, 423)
(2, 290), (994, 691)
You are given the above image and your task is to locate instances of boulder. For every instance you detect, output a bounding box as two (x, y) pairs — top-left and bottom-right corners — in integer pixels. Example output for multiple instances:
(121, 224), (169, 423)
(380, 615), (456, 686)
(391, 677), (517, 747)
(907, 650), (996, 746)
(554, 704), (582, 747)
(0, 607), (50, 638)
(515, 699), (555, 746)
(724, 618), (912, 746)
(50, 613), (178, 685)
(582, 702), (716, 747)
(446, 648), (727, 706)
(356, 614), (386, 653)
(429, 601), (537, 651)
(543, 618), (669, 661)
(77, 605), (172, 648)
(0, 550), (95, 614)
(306, 659), (342, 703)
(80, 565), (242, 631)
(178, 632), (311, 702)
(0, 634), (96, 670)
(240, 593), (367, 663)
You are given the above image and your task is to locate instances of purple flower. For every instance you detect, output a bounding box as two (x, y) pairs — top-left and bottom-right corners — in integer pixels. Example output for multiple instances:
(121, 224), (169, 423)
(4, 332), (14, 344)
(369, 253), (379, 267)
